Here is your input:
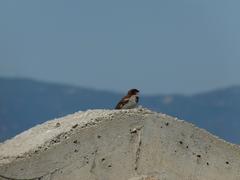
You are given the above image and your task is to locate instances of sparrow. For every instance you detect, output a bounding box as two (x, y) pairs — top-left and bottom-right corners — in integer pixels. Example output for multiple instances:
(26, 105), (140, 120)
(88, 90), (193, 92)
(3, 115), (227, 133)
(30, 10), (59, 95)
(115, 89), (140, 109)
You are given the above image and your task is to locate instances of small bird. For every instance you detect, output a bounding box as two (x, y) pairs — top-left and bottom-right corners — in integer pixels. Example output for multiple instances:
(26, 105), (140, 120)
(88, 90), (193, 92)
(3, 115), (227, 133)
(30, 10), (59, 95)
(115, 89), (140, 109)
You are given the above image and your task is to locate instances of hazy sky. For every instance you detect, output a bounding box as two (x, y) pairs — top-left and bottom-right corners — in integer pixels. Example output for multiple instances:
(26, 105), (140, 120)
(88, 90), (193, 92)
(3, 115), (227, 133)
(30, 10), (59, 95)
(1, 0), (240, 94)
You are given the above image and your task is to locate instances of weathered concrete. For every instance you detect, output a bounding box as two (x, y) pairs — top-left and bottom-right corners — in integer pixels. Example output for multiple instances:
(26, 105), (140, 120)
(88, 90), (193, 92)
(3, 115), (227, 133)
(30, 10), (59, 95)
(0, 108), (240, 180)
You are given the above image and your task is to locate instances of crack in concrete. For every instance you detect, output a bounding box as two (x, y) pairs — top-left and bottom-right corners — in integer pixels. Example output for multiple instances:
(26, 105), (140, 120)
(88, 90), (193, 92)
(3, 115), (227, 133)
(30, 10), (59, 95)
(89, 148), (98, 180)
(0, 166), (66, 180)
(0, 148), (100, 180)
(134, 127), (143, 173)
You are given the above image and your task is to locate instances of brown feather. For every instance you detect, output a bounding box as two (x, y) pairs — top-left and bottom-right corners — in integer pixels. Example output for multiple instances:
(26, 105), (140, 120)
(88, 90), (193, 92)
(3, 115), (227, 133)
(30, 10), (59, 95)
(115, 95), (131, 109)
(115, 89), (139, 109)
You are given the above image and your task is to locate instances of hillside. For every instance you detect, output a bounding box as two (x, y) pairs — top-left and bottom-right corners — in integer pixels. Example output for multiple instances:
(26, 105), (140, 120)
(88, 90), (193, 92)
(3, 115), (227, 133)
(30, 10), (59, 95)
(0, 77), (240, 143)
(0, 109), (239, 180)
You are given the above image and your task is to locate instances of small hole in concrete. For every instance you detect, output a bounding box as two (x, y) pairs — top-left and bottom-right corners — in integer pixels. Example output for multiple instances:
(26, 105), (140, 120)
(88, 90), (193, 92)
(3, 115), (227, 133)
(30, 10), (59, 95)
(226, 161), (229, 165)
(207, 162), (209, 166)
(55, 122), (61, 127)
(108, 164), (112, 168)
(165, 122), (169, 126)
(179, 141), (183, 144)
(72, 124), (78, 129)
(160, 126), (163, 128)
(130, 128), (137, 134)
(73, 140), (78, 144)
(74, 149), (78, 153)
(97, 135), (101, 139)
(186, 146), (189, 149)
(101, 158), (105, 162)
(197, 155), (201, 158)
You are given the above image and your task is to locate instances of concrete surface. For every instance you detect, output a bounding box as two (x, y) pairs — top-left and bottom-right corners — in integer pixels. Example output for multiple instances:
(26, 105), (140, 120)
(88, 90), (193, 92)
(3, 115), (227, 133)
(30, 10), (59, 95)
(0, 108), (240, 180)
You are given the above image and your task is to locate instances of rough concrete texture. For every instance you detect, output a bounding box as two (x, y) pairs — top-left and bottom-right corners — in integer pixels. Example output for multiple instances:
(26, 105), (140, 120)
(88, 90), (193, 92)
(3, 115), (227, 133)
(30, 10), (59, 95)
(0, 108), (240, 180)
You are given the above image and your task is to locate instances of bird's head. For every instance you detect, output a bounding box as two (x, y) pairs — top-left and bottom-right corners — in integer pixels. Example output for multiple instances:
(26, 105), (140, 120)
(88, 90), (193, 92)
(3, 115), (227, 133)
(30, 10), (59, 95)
(127, 89), (139, 96)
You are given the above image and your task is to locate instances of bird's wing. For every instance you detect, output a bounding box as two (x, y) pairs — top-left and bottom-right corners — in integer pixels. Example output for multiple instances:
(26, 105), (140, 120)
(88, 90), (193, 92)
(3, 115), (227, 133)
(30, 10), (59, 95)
(115, 97), (130, 109)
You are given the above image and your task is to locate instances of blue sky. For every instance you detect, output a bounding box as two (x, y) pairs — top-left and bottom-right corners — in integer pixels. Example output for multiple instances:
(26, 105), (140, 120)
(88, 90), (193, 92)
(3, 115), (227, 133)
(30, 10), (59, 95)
(1, 0), (240, 94)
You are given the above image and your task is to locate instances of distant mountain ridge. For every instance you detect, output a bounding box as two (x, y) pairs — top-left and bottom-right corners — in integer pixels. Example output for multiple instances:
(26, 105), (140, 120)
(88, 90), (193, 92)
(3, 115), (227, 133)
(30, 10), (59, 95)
(0, 77), (240, 143)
